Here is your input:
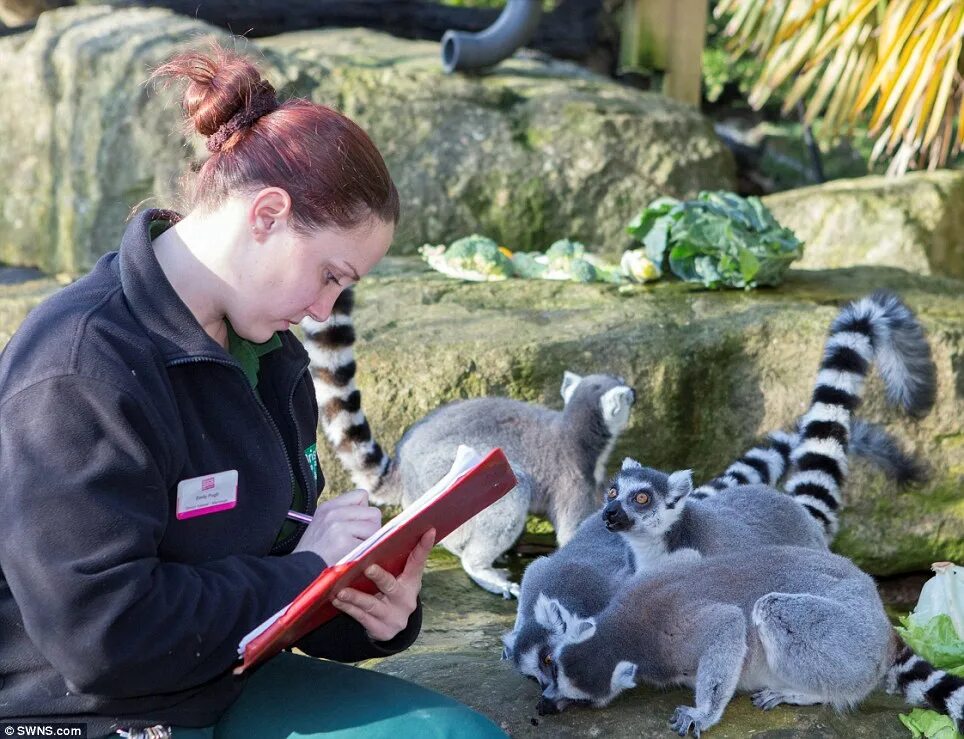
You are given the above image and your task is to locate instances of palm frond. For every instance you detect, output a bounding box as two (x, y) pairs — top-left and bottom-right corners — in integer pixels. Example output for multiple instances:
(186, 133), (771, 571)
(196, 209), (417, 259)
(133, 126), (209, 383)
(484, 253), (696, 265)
(718, 0), (964, 174)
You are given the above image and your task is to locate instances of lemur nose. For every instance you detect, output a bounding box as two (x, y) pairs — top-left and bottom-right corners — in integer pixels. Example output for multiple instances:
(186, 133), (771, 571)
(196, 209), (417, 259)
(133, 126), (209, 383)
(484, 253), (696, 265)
(603, 502), (628, 530)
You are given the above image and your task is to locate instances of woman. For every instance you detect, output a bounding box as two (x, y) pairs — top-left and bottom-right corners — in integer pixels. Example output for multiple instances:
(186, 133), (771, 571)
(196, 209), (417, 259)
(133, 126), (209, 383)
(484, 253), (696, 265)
(0, 45), (506, 738)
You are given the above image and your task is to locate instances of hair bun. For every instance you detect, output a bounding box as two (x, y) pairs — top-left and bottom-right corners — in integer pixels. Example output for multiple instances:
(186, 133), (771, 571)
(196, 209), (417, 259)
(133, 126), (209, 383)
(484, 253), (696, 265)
(151, 46), (279, 145)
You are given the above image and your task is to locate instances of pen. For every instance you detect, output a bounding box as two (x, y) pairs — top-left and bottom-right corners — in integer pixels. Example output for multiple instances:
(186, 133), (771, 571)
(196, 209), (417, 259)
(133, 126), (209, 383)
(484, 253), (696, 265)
(286, 510), (313, 525)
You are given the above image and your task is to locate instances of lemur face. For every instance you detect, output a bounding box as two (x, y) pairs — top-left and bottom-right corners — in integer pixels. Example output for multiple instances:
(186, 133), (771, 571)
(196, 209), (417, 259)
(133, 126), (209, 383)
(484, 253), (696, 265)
(502, 624), (553, 686)
(559, 371), (636, 435)
(602, 459), (692, 535)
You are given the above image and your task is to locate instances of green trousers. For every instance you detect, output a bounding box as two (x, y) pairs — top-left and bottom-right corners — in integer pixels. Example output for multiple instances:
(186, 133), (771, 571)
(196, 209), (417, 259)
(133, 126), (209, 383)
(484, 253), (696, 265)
(171, 652), (507, 738)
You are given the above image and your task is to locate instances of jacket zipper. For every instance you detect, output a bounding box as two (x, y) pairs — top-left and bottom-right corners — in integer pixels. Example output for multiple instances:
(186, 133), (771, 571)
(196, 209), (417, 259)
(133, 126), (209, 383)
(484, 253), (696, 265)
(167, 355), (311, 551)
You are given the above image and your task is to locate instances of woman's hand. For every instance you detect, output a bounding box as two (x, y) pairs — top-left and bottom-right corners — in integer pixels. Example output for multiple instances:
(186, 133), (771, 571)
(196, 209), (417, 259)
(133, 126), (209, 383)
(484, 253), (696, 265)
(293, 489), (382, 564)
(331, 528), (435, 642)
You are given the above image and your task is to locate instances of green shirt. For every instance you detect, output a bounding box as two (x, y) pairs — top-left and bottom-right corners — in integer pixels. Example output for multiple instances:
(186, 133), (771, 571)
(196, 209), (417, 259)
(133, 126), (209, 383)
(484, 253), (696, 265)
(225, 323), (306, 545)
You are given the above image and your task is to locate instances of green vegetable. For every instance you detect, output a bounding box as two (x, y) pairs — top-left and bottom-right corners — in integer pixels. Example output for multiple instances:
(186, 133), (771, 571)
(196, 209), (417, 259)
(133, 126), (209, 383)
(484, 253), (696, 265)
(627, 191), (803, 289)
(899, 708), (962, 738)
(418, 234), (515, 281)
(569, 258), (598, 283)
(896, 562), (964, 738)
(510, 251), (547, 279)
(545, 238), (587, 262)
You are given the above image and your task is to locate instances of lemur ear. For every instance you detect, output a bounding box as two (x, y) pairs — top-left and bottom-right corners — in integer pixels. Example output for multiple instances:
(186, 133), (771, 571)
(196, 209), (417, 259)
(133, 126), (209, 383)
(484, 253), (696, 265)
(621, 457), (643, 471)
(667, 469), (694, 506)
(501, 630), (517, 660)
(600, 386), (634, 420)
(560, 371), (583, 404)
(569, 616), (596, 644)
(613, 660), (638, 689)
(534, 594), (570, 637)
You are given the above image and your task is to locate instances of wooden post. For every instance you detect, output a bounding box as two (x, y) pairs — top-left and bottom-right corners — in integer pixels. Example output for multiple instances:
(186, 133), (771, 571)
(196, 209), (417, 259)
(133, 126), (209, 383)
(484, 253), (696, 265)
(620, 0), (708, 107)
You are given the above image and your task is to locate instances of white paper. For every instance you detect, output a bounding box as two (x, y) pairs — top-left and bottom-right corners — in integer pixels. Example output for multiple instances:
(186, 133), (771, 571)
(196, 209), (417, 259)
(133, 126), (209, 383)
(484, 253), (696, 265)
(237, 445), (483, 656)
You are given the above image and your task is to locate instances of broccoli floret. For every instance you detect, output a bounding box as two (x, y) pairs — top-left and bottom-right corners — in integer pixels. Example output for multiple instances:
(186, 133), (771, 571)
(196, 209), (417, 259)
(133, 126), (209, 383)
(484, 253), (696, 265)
(569, 258), (598, 283)
(447, 234), (500, 259)
(511, 252), (548, 279)
(419, 235), (515, 281)
(545, 239), (587, 261)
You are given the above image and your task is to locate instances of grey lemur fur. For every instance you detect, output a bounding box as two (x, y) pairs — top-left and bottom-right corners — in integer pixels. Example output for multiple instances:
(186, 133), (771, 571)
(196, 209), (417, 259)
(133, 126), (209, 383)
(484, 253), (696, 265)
(301, 289), (635, 597)
(538, 546), (963, 736)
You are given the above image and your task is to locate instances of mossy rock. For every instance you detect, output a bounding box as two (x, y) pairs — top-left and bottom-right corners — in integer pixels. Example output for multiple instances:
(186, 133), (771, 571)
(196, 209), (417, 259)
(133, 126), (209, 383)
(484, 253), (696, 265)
(315, 258), (964, 577)
(0, 6), (734, 275)
(764, 171), (964, 280)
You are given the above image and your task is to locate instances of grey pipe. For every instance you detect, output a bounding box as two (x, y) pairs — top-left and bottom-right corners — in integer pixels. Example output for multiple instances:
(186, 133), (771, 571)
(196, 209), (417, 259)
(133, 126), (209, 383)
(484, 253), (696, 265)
(441, 0), (543, 73)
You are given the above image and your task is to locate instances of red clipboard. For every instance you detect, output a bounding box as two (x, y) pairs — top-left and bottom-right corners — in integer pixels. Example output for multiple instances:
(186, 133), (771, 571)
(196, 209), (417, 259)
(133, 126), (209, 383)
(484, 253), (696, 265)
(235, 447), (517, 674)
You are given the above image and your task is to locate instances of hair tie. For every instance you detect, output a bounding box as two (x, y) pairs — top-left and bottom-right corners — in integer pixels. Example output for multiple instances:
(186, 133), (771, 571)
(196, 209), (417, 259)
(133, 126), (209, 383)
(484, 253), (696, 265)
(206, 85), (279, 154)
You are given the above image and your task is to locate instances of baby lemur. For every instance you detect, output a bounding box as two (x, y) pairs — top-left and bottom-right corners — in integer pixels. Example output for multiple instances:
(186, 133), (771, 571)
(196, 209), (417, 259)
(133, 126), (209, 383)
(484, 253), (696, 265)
(301, 290), (634, 597)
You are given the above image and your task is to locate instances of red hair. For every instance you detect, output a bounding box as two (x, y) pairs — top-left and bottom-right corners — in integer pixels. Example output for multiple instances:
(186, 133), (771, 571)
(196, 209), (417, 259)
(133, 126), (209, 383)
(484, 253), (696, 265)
(151, 44), (399, 231)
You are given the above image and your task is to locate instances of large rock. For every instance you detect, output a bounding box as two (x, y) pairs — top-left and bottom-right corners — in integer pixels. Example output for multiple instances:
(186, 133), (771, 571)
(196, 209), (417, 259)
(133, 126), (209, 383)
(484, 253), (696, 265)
(0, 6), (735, 275)
(764, 171), (964, 280)
(313, 259), (964, 577)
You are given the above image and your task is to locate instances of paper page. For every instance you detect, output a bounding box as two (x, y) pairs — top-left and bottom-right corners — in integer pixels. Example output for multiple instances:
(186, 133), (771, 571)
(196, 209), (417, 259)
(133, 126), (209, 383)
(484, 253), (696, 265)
(237, 445), (483, 655)
(238, 603), (290, 655)
(334, 444), (483, 564)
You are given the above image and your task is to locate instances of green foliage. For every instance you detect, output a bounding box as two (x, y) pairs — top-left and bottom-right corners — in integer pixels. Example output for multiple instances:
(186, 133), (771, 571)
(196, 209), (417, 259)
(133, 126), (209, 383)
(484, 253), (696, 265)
(898, 709), (962, 739)
(701, 9), (763, 104)
(627, 191), (802, 289)
(896, 614), (964, 678)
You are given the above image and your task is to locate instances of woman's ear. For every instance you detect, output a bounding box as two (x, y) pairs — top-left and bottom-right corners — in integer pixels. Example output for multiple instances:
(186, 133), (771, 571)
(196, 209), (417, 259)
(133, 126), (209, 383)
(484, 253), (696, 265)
(249, 187), (293, 241)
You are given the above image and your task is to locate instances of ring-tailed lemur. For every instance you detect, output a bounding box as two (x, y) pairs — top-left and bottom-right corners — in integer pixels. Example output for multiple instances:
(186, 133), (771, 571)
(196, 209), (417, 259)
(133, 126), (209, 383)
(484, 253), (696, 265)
(502, 512), (633, 684)
(504, 290), (934, 684)
(384, 371), (634, 598)
(691, 419), (926, 500)
(301, 293), (635, 598)
(690, 290), (934, 540)
(537, 546), (963, 736)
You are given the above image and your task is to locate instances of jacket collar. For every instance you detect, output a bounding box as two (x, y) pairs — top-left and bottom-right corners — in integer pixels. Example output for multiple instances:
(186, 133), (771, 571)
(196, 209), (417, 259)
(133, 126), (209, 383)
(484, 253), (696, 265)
(116, 208), (234, 363)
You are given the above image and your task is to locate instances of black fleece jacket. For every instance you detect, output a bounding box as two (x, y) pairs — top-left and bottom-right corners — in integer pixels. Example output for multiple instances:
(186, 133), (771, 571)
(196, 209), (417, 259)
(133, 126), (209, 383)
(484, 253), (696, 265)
(0, 210), (420, 734)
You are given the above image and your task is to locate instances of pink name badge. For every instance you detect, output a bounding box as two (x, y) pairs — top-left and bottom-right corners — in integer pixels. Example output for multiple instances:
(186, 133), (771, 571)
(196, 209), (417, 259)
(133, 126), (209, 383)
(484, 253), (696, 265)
(176, 470), (238, 520)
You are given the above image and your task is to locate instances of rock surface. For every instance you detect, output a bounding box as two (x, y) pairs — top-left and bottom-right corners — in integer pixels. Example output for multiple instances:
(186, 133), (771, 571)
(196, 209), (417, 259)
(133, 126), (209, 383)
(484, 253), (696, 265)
(764, 170), (964, 280)
(0, 6), (735, 274)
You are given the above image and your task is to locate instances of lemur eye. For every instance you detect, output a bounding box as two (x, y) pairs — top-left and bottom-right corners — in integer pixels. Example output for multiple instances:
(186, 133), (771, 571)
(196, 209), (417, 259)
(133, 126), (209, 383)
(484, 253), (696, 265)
(635, 492), (650, 505)
(607, 488), (617, 499)
(543, 653), (553, 666)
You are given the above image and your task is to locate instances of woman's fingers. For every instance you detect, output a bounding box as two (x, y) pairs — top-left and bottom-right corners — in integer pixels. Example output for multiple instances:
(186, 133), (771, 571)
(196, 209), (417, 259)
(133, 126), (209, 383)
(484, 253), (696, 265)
(365, 565), (399, 596)
(319, 488), (369, 510)
(399, 529), (435, 585)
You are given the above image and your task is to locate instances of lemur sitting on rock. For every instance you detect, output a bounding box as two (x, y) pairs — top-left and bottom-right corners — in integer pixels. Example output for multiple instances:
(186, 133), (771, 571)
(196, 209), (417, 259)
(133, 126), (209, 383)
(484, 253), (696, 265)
(301, 290), (635, 598)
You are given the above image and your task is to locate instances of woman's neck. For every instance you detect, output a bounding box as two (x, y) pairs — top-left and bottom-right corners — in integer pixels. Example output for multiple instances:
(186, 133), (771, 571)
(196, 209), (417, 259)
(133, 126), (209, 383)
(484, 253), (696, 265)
(152, 212), (237, 349)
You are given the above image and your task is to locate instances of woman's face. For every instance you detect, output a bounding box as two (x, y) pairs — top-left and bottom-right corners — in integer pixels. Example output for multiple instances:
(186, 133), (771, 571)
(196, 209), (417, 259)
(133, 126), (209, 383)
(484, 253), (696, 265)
(228, 211), (393, 343)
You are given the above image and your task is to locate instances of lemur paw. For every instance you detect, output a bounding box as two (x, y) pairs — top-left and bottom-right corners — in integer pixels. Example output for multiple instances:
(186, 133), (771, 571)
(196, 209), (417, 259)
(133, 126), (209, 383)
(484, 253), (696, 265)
(752, 688), (786, 710)
(670, 705), (707, 738)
